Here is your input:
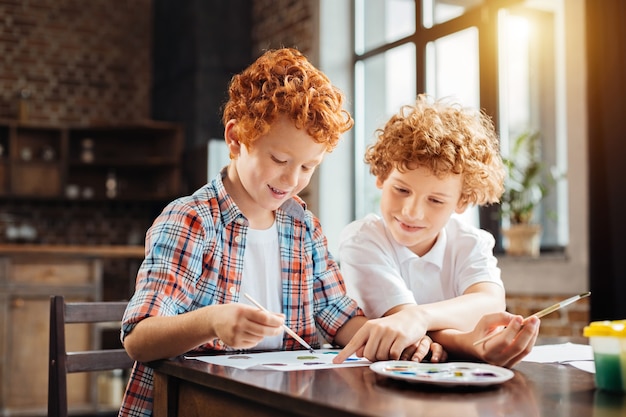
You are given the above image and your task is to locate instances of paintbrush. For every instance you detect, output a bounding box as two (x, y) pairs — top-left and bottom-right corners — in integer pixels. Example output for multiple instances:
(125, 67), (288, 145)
(473, 291), (591, 346)
(244, 293), (315, 353)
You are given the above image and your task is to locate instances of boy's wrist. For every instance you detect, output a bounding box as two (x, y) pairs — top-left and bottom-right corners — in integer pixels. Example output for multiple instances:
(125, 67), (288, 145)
(409, 304), (432, 331)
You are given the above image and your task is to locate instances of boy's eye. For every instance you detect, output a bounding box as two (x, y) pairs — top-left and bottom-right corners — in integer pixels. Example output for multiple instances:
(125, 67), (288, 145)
(393, 186), (409, 194)
(271, 156), (287, 164)
(430, 198), (444, 205)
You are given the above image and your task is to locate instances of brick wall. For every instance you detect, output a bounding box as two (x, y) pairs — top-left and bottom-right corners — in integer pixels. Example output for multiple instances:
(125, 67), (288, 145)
(506, 293), (590, 337)
(251, 0), (314, 56)
(0, 0), (156, 300)
(0, 0), (152, 125)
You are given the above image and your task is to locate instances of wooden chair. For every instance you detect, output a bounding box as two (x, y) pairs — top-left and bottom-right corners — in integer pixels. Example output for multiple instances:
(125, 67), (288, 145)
(48, 295), (134, 417)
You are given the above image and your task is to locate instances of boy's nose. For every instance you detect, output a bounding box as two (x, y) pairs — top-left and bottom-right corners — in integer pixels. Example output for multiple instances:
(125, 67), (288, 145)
(403, 199), (425, 220)
(281, 167), (299, 187)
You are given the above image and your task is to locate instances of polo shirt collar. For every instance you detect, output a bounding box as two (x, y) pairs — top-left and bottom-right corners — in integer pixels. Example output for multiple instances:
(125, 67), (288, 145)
(386, 222), (447, 269)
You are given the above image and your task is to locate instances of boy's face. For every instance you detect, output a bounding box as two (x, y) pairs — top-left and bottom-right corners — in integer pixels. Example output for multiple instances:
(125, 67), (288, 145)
(225, 116), (326, 225)
(376, 166), (466, 257)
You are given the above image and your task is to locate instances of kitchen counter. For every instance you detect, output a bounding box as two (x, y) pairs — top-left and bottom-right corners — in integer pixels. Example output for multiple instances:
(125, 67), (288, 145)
(0, 243), (145, 258)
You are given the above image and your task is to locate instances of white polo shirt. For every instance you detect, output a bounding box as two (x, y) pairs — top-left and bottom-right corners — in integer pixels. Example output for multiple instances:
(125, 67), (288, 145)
(338, 213), (503, 319)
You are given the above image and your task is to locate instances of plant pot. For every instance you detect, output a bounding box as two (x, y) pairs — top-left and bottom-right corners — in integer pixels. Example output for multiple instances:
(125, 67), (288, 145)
(502, 224), (542, 257)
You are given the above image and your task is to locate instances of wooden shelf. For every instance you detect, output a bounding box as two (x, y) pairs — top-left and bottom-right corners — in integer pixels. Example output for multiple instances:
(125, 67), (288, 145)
(0, 121), (183, 200)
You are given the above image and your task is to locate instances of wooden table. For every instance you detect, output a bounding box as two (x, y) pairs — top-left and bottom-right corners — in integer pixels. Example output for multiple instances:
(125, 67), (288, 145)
(149, 349), (624, 417)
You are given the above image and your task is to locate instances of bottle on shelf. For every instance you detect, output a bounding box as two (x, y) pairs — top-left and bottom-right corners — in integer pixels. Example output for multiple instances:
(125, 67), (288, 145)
(81, 138), (95, 163)
(105, 170), (118, 199)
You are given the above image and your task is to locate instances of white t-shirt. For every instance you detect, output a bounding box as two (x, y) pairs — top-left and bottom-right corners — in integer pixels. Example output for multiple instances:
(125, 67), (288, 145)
(338, 213), (503, 319)
(238, 221), (284, 350)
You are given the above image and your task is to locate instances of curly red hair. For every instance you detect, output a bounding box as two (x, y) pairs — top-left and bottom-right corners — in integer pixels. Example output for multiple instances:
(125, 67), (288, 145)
(222, 48), (353, 151)
(365, 95), (505, 207)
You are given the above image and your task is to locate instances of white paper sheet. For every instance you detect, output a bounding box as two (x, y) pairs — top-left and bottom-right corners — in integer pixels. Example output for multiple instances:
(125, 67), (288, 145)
(188, 348), (371, 371)
(189, 343), (597, 373)
(521, 342), (595, 373)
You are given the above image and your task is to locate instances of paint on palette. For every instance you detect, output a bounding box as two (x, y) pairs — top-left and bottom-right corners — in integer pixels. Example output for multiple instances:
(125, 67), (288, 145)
(383, 365), (501, 380)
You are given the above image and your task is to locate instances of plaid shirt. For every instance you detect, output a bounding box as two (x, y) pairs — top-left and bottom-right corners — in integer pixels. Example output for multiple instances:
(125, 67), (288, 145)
(118, 172), (362, 417)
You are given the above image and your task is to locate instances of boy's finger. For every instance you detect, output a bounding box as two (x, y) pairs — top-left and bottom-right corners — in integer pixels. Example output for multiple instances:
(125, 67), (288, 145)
(333, 343), (358, 364)
(247, 308), (284, 327)
(333, 333), (367, 363)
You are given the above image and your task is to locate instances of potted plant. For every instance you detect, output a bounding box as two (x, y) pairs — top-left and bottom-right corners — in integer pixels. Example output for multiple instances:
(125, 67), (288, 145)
(500, 131), (555, 257)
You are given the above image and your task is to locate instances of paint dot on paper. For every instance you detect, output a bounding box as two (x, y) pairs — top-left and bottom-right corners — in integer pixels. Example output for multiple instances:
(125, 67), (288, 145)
(228, 355), (252, 360)
(262, 363), (288, 366)
(297, 355), (319, 360)
(304, 362), (324, 365)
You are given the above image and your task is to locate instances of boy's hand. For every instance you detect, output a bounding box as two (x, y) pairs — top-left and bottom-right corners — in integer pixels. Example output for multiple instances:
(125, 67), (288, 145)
(211, 303), (284, 349)
(333, 307), (428, 363)
(470, 312), (540, 368)
(399, 335), (448, 362)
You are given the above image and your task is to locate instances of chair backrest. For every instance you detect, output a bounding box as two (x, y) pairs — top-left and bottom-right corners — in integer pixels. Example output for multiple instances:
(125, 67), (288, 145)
(48, 295), (134, 417)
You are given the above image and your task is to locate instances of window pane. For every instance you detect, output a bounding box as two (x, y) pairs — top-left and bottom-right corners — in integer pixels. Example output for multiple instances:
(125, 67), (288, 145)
(498, 7), (567, 248)
(425, 27), (479, 108)
(355, 43), (416, 217)
(422, 0), (483, 28)
(355, 0), (415, 54)
(425, 27), (480, 226)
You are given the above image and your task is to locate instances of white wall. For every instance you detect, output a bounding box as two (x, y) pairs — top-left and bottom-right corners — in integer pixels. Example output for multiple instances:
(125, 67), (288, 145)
(316, 0), (354, 256)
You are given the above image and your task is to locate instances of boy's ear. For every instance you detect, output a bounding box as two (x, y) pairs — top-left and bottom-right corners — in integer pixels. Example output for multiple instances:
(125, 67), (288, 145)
(375, 176), (385, 189)
(455, 201), (469, 214)
(224, 120), (242, 158)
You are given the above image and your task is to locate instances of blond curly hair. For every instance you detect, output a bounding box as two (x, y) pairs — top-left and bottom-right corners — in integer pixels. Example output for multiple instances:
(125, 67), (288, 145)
(222, 48), (354, 152)
(365, 95), (505, 207)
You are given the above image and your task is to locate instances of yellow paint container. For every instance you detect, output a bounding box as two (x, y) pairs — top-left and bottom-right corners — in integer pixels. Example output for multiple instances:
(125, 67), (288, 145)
(583, 320), (626, 392)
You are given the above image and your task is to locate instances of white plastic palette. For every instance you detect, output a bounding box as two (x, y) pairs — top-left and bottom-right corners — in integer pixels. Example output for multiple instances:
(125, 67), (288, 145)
(370, 361), (514, 387)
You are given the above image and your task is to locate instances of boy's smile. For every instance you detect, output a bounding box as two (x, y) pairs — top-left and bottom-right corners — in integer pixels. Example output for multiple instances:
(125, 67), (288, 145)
(377, 166), (465, 257)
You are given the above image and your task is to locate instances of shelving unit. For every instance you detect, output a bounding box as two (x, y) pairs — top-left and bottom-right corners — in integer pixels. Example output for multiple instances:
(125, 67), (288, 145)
(0, 120), (183, 201)
(10, 126), (64, 197)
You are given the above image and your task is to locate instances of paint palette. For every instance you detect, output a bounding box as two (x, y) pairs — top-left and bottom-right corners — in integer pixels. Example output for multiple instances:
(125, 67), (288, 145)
(370, 361), (514, 387)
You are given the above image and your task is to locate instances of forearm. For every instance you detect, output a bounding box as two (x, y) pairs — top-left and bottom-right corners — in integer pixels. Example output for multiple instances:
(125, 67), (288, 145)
(416, 283), (505, 332)
(428, 328), (476, 360)
(333, 315), (368, 347)
(123, 307), (218, 362)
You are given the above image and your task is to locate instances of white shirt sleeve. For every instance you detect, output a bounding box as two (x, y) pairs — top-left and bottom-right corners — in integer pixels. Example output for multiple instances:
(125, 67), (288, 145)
(444, 217), (503, 297)
(338, 215), (416, 318)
